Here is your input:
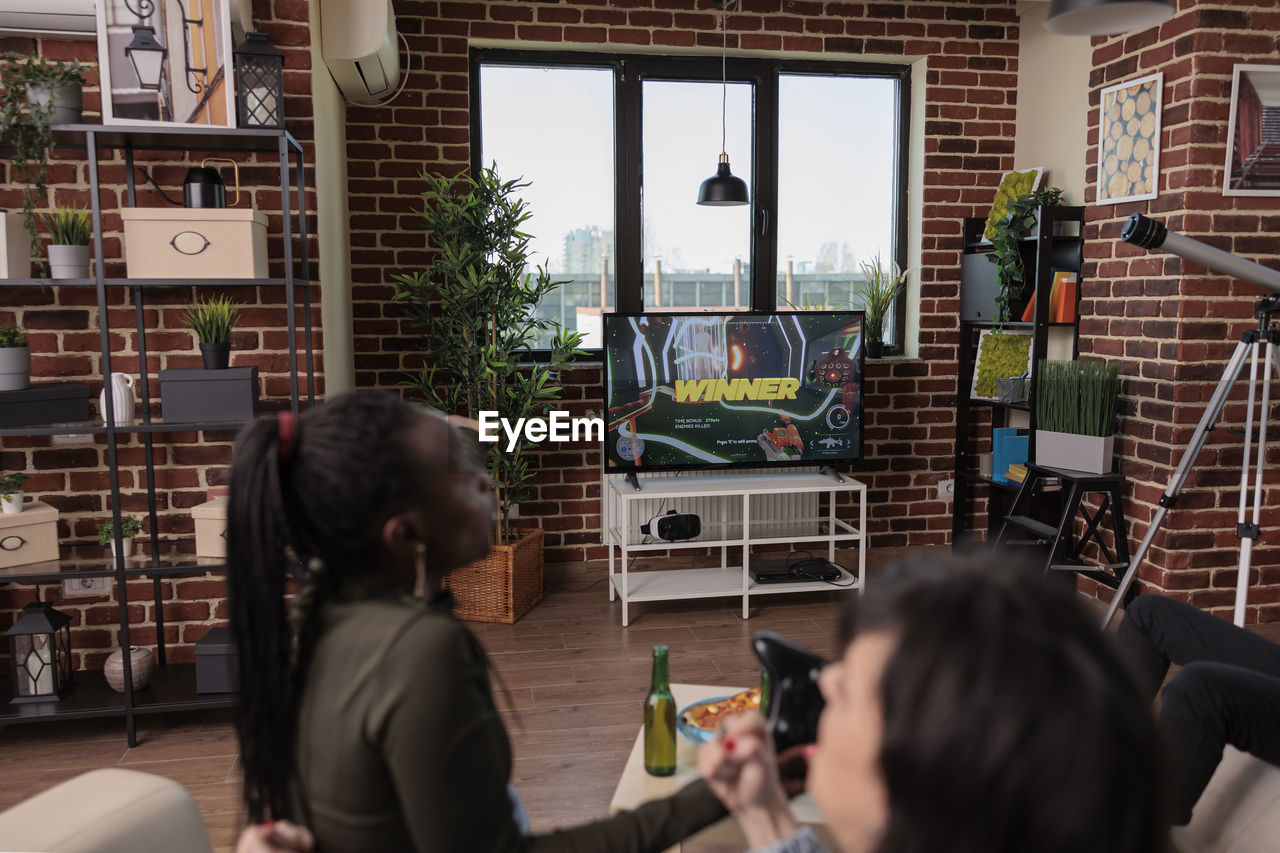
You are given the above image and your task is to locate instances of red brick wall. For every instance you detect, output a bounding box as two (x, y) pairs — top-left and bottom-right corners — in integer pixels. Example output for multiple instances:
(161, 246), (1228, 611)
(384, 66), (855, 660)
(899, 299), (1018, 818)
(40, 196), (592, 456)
(0, 0), (320, 669)
(1081, 0), (1280, 622)
(351, 0), (1025, 565)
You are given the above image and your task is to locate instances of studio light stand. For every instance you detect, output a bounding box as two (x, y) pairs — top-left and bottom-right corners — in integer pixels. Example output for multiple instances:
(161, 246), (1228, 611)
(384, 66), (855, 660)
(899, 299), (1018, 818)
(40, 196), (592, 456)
(1103, 214), (1280, 629)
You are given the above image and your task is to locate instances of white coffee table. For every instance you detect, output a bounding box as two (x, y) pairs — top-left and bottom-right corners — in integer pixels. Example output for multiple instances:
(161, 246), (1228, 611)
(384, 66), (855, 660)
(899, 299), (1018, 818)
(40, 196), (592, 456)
(610, 683), (835, 853)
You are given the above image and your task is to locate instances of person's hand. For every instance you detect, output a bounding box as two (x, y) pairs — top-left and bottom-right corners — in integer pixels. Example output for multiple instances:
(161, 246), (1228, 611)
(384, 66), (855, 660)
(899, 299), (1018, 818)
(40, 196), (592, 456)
(697, 711), (800, 847)
(776, 742), (811, 799)
(235, 820), (315, 853)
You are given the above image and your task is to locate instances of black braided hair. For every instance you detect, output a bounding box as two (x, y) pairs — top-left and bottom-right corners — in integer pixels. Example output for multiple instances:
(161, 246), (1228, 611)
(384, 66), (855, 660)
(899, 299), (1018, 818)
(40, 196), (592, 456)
(227, 390), (429, 823)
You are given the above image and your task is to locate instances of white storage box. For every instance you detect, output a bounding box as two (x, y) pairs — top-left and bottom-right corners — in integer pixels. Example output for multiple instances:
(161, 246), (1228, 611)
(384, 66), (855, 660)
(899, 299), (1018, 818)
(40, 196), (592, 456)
(121, 208), (268, 279)
(192, 497), (227, 558)
(2, 211), (33, 279)
(0, 501), (60, 569)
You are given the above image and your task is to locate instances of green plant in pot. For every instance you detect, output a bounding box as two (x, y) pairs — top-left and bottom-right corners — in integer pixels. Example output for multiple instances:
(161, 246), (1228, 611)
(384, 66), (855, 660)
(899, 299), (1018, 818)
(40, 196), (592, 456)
(182, 296), (242, 370)
(40, 205), (91, 279)
(852, 254), (909, 358)
(1, 472), (29, 515)
(0, 55), (87, 276)
(987, 186), (1064, 328)
(391, 165), (584, 623)
(1035, 359), (1120, 475)
(0, 323), (30, 392)
(97, 514), (142, 560)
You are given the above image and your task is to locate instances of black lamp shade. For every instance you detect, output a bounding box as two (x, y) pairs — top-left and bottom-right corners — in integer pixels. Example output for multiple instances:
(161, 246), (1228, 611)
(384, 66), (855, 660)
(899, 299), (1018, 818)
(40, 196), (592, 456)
(7, 601), (74, 703)
(1044, 0), (1174, 35)
(124, 25), (168, 91)
(697, 156), (750, 207)
(234, 31), (285, 129)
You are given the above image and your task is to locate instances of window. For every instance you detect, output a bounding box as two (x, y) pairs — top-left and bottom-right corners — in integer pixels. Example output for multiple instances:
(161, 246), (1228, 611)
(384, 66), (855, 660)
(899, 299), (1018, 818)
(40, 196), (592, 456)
(472, 51), (909, 353)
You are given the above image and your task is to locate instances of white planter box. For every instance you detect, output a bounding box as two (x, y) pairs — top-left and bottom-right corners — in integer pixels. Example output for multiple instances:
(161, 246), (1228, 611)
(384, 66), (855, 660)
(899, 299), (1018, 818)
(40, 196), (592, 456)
(1036, 430), (1115, 475)
(0, 501), (59, 569)
(1, 212), (32, 279)
(192, 496), (228, 558)
(121, 208), (268, 279)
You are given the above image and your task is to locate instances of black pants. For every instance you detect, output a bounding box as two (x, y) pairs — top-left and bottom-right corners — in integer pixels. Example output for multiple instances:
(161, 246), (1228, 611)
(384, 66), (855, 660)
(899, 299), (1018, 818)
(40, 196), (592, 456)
(1117, 594), (1280, 825)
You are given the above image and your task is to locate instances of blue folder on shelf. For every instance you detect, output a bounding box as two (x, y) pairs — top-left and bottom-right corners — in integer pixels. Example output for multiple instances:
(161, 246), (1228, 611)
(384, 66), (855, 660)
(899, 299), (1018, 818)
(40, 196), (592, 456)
(992, 428), (1029, 484)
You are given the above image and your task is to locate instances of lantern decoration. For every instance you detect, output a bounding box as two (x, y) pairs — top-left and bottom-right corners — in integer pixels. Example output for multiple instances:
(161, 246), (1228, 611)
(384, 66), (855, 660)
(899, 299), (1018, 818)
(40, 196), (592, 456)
(7, 601), (74, 703)
(124, 25), (168, 92)
(234, 32), (285, 129)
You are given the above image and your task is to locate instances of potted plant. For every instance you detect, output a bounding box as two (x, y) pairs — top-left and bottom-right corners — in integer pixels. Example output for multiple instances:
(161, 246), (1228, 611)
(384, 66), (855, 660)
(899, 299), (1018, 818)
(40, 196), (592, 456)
(97, 515), (142, 559)
(1, 472), (28, 514)
(0, 55), (87, 277)
(181, 295), (242, 369)
(40, 205), (91, 279)
(852, 254), (909, 359)
(987, 186), (1064, 327)
(0, 323), (29, 391)
(392, 165), (584, 623)
(1035, 359), (1120, 475)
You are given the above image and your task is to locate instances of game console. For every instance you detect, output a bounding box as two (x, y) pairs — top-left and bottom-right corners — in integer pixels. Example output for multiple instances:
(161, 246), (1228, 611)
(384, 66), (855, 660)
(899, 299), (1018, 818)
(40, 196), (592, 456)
(748, 556), (844, 584)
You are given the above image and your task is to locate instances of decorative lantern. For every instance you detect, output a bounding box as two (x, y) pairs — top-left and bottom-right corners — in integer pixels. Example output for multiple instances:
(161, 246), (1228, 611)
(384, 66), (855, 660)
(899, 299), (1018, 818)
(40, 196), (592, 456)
(7, 601), (73, 703)
(234, 32), (285, 129)
(124, 25), (168, 92)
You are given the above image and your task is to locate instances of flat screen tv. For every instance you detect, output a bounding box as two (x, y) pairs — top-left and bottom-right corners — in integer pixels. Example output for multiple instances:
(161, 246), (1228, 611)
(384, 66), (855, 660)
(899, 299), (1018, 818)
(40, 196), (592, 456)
(604, 311), (865, 473)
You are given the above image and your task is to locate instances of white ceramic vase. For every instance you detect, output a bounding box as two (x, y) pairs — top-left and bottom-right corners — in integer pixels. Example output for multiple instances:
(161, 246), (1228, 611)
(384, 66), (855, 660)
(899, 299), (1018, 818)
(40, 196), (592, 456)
(104, 646), (155, 693)
(99, 372), (136, 425)
(0, 345), (30, 391)
(47, 244), (90, 279)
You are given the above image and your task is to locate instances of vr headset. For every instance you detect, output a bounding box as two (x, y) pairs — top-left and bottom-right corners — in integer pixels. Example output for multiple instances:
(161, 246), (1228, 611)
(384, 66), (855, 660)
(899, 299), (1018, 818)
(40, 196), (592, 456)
(640, 510), (701, 542)
(753, 630), (827, 752)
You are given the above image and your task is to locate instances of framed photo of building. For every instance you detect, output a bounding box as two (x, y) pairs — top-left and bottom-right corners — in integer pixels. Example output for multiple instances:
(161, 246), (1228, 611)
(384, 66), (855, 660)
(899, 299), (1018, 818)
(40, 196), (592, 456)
(96, 0), (236, 128)
(1096, 72), (1162, 206)
(1223, 64), (1280, 196)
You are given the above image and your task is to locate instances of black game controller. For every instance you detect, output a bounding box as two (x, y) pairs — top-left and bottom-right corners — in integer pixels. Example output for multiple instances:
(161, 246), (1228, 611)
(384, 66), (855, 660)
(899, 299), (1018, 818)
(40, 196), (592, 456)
(753, 630), (828, 752)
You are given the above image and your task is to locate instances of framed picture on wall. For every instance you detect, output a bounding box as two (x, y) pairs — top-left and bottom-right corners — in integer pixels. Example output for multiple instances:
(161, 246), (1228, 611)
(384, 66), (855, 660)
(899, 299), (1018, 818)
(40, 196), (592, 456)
(1223, 64), (1280, 197)
(1095, 72), (1162, 206)
(96, 0), (236, 128)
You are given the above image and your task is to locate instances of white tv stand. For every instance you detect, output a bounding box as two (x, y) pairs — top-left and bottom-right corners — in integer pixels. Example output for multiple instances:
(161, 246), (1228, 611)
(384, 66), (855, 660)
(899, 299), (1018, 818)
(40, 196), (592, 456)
(606, 471), (867, 626)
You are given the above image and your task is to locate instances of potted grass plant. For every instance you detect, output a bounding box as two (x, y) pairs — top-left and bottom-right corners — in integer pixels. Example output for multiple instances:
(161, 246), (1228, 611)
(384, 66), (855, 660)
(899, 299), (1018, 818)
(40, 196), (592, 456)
(181, 295), (242, 369)
(853, 254), (909, 358)
(97, 514), (142, 559)
(1035, 359), (1120, 474)
(0, 323), (29, 391)
(0, 55), (87, 276)
(392, 165), (584, 624)
(1, 472), (28, 515)
(41, 205), (91, 279)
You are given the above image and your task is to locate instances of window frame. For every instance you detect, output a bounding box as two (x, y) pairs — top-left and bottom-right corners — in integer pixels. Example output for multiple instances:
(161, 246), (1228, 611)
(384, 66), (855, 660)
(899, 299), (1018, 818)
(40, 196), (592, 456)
(470, 49), (911, 355)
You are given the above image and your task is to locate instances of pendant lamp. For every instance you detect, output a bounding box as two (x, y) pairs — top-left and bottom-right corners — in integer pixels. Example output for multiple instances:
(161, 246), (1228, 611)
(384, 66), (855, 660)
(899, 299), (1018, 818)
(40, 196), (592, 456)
(1043, 0), (1174, 36)
(697, 2), (748, 207)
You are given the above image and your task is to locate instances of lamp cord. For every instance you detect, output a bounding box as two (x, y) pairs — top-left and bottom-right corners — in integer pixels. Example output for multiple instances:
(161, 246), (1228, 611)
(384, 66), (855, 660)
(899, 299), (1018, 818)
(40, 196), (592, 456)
(720, 2), (728, 157)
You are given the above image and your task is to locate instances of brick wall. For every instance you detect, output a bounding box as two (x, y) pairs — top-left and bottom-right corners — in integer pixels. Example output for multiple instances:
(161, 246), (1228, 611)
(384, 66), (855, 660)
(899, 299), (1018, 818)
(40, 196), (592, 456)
(1080, 0), (1280, 622)
(0, 0), (320, 669)
(350, 0), (1025, 566)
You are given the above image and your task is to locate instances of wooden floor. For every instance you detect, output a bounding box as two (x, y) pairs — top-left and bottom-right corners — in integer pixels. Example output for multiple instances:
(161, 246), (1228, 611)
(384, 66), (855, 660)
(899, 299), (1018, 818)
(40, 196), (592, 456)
(5, 549), (1277, 851)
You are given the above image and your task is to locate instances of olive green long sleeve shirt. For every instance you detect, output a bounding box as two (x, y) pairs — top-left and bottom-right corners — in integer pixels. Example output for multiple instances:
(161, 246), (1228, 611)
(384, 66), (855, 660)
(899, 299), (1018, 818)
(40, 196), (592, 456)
(294, 593), (726, 852)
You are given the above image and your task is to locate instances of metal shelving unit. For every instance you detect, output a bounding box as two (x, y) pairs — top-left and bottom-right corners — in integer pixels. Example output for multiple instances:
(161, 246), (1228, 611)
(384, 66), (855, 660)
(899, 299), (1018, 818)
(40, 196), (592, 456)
(951, 205), (1085, 547)
(1, 124), (314, 744)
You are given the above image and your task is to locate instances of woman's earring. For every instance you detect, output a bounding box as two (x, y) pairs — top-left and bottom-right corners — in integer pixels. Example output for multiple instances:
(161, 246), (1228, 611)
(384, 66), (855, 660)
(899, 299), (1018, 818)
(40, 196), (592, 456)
(413, 543), (428, 599)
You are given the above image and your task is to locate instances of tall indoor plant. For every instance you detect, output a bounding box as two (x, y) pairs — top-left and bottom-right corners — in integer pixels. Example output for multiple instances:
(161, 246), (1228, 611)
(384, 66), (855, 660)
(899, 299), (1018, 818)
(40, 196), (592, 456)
(988, 186), (1064, 327)
(1035, 359), (1120, 474)
(853, 254), (909, 359)
(0, 55), (86, 276)
(0, 323), (30, 391)
(391, 165), (583, 622)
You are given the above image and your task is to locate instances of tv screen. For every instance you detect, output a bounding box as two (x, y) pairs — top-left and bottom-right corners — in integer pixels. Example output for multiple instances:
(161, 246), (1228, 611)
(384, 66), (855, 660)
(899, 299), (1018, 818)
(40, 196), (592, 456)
(604, 311), (865, 473)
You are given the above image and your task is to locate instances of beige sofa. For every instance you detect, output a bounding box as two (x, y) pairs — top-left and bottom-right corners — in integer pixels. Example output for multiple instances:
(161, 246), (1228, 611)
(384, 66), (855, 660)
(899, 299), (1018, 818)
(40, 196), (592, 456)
(0, 767), (213, 853)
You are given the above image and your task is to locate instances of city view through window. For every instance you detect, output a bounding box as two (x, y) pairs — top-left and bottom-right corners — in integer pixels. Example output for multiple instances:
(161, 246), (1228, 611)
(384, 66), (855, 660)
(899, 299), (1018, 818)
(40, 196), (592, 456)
(478, 64), (899, 349)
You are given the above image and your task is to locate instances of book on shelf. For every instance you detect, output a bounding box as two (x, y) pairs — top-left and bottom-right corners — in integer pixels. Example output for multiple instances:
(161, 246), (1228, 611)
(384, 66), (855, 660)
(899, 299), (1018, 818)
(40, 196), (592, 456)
(992, 428), (1029, 485)
(1048, 270), (1078, 323)
(1006, 463), (1028, 484)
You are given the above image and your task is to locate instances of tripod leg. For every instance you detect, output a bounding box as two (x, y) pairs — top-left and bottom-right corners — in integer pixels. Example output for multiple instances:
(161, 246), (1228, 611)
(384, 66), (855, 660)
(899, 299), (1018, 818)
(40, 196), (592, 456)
(1102, 338), (1256, 629)
(1236, 340), (1277, 625)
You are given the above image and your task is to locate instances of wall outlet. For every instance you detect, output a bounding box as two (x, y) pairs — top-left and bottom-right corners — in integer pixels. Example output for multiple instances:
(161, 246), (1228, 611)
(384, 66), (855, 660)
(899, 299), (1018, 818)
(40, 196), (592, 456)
(937, 479), (955, 500)
(62, 576), (110, 597)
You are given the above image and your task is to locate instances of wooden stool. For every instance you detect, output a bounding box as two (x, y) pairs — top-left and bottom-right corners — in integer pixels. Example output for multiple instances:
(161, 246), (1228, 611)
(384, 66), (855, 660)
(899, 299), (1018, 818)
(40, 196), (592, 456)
(993, 464), (1131, 593)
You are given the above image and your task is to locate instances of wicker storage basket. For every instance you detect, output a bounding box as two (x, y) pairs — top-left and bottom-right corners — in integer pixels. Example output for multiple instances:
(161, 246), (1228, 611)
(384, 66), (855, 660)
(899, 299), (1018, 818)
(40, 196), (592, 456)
(443, 527), (544, 624)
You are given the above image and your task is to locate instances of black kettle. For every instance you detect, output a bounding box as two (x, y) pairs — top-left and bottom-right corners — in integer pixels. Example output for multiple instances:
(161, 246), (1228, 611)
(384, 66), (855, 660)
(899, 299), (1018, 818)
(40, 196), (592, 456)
(183, 158), (241, 208)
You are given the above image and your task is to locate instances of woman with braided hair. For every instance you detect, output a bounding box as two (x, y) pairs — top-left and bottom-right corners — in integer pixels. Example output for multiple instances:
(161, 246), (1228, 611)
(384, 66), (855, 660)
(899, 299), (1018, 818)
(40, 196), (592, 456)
(227, 390), (726, 852)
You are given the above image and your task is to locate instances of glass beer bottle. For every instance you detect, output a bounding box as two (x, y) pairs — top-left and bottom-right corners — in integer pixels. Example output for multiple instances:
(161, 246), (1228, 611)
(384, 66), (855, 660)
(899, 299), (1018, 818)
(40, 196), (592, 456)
(644, 644), (677, 776)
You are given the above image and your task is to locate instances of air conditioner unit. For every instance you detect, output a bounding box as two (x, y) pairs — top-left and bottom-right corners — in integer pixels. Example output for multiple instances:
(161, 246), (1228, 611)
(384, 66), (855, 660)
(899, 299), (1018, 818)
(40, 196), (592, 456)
(0, 0), (96, 39)
(319, 0), (401, 106)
